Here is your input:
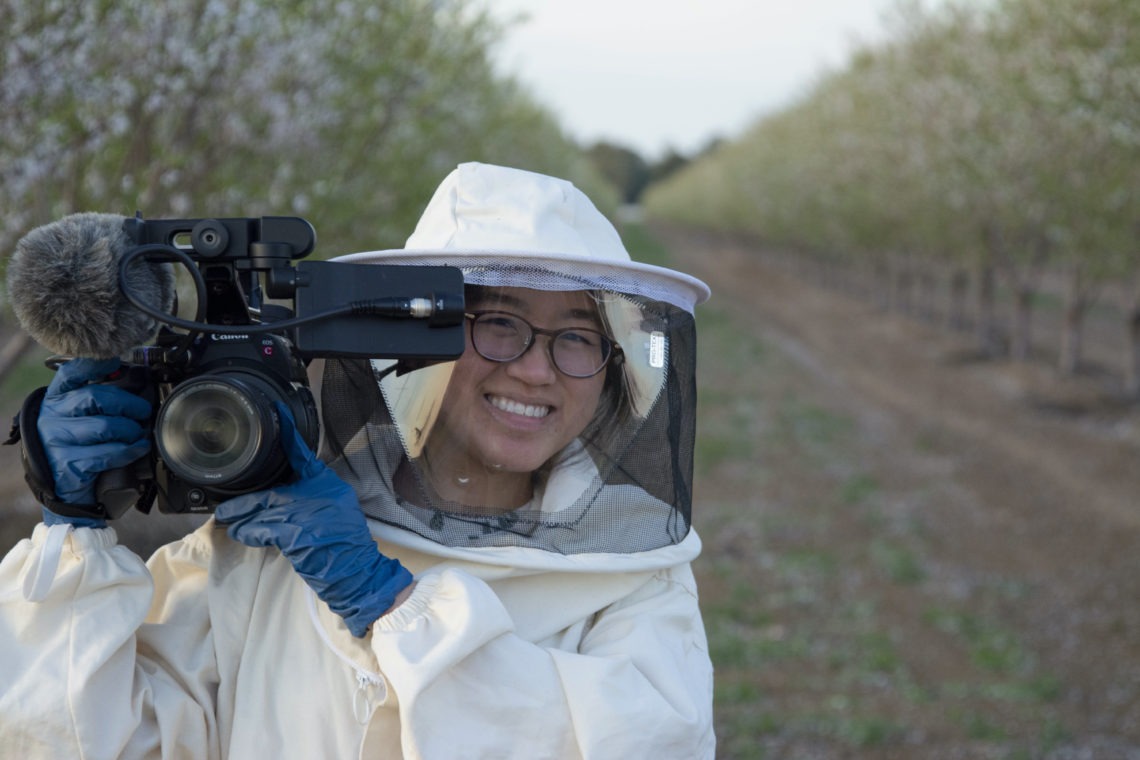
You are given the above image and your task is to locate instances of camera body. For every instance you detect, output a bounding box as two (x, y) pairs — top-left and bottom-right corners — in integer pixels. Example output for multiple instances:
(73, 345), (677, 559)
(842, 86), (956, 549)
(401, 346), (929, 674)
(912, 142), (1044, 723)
(94, 215), (464, 516)
(141, 331), (320, 514)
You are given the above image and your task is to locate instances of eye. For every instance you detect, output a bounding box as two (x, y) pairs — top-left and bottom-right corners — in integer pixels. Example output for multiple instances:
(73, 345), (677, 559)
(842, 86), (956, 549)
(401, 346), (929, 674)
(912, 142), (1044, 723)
(481, 313), (524, 333)
(558, 329), (601, 348)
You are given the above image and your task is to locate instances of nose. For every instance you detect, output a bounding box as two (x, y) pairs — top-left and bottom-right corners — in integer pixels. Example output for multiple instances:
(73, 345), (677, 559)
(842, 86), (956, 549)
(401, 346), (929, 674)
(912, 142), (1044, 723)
(504, 334), (559, 385)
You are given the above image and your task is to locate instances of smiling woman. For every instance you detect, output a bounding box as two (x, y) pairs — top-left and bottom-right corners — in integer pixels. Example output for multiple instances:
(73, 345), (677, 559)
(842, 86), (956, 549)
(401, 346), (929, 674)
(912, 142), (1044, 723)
(328, 162), (710, 555)
(0, 161), (716, 759)
(423, 288), (610, 509)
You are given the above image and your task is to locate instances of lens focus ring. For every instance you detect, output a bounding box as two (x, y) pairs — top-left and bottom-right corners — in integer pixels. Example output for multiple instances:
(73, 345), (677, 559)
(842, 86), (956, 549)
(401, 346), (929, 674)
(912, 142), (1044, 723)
(155, 375), (277, 488)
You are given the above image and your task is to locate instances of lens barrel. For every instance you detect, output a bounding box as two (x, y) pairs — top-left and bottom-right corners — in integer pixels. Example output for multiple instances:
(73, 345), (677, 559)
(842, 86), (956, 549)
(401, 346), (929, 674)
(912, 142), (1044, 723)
(155, 373), (287, 491)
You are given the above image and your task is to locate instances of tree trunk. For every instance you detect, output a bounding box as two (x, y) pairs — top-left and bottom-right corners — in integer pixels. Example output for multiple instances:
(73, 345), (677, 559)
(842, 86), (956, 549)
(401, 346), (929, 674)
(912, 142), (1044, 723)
(948, 268), (970, 332)
(1125, 272), (1140, 397)
(1010, 285), (1034, 362)
(873, 261), (891, 311)
(975, 260), (1001, 356)
(1058, 264), (1086, 376)
(918, 267), (937, 323)
(894, 261), (913, 315)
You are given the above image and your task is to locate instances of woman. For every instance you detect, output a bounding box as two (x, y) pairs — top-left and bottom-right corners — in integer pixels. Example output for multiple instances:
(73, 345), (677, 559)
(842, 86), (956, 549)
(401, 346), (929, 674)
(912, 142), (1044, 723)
(397, 286), (617, 510)
(0, 163), (714, 758)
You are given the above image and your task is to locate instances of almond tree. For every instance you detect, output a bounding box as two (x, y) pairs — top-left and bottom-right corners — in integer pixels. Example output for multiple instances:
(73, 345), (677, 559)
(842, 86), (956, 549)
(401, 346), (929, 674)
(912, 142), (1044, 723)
(0, 0), (599, 379)
(995, 0), (1140, 377)
(646, 0), (1140, 386)
(0, 0), (593, 258)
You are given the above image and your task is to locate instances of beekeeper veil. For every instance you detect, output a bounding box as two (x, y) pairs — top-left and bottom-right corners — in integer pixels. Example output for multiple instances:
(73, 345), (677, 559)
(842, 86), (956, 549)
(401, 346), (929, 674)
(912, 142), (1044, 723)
(320, 162), (710, 554)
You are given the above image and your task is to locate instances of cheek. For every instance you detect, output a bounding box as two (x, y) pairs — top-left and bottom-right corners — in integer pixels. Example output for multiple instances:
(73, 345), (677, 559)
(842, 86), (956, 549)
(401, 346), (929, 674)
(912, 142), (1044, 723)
(447, 348), (488, 391)
(434, 352), (488, 426)
(564, 377), (606, 433)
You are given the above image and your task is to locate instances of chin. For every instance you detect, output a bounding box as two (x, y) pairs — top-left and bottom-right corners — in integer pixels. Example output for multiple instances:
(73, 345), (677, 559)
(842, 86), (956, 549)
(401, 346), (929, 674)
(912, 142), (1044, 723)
(482, 446), (553, 475)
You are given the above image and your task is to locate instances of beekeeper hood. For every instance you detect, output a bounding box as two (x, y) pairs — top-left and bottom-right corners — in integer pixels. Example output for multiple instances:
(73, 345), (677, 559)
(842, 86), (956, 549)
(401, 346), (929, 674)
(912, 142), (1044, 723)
(321, 162), (710, 555)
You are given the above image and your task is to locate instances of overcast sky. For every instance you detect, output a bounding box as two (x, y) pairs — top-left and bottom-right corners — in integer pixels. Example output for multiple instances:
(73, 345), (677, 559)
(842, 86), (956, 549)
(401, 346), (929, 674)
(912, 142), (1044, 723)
(488, 0), (912, 159)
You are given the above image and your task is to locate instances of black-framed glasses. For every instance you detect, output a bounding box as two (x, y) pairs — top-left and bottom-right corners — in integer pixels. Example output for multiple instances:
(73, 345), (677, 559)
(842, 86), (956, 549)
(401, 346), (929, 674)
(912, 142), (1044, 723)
(465, 311), (621, 378)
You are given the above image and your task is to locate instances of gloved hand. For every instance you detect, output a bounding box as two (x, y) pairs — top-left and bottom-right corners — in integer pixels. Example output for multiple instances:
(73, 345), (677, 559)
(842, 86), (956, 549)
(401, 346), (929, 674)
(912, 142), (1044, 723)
(37, 357), (153, 528)
(215, 403), (412, 637)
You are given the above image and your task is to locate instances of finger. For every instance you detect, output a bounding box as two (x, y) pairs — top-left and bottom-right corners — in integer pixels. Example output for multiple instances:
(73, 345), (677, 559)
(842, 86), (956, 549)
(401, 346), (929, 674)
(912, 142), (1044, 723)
(42, 384), (152, 421)
(213, 489), (271, 526)
(213, 489), (301, 548)
(59, 439), (152, 474)
(274, 402), (322, 481)
(39, 415), (148, 448)
(51, 439), (152, 503)
(46, 358), (122, 396)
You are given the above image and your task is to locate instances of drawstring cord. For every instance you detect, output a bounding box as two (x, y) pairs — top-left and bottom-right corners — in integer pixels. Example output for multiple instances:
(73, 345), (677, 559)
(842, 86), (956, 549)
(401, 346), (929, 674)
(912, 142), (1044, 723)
(354, 671), (383, 725)
(305, 588), (387, 724)
(21, 523), (73, 602)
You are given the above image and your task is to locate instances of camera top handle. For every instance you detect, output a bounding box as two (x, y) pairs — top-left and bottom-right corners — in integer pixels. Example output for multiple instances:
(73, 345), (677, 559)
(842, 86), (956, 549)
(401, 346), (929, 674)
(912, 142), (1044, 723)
(124, 215), (316, 326)
(124, 215), (316, 262)
(118, 214), (466, 363)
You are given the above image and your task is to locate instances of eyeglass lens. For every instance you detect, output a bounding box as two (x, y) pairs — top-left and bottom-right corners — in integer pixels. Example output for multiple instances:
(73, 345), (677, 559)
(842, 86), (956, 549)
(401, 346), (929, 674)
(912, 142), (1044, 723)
(469, 312), (612, 377)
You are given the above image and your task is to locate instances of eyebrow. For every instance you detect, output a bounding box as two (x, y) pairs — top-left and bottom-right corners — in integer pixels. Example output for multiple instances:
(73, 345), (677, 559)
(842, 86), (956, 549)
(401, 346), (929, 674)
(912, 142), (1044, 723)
(473, 291), (600, 325)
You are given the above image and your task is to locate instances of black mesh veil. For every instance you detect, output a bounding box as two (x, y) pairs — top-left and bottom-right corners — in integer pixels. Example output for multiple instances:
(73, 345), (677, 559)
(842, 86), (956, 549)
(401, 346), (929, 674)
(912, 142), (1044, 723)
(318, 289), (698, 555)
(315, 163), (709, 555)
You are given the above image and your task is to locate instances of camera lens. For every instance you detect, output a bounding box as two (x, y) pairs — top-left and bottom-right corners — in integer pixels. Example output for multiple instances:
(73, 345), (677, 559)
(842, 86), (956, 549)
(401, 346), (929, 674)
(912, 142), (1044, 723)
(187, 407), (242, 458)
(155, 375), (278, 487)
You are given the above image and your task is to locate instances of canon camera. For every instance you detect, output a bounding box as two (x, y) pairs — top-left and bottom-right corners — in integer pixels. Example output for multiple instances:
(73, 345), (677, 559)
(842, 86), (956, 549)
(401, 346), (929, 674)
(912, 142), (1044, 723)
(18, 215), (465, 518)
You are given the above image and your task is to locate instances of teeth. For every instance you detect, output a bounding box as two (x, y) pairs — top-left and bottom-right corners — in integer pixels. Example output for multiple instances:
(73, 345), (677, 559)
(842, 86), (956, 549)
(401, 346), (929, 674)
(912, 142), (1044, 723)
(489, 395), (550, 418)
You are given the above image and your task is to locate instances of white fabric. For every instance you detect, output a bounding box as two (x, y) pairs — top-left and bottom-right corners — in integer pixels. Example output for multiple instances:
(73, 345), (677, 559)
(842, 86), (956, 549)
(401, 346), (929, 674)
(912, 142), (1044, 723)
(0, 518), (715, 758)
(18, 522), (72, 602)
(332, 162), (711, 312)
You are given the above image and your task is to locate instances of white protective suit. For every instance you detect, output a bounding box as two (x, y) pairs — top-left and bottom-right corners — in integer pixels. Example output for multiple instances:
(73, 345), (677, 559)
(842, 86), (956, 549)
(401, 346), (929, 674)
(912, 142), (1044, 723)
(0, 515), (713, 758)
(0, 162), (715, 758)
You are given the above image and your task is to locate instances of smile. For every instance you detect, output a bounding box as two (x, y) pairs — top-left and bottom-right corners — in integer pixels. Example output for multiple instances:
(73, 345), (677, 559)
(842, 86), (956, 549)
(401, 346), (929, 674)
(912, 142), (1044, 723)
(488, 395), (550, 419)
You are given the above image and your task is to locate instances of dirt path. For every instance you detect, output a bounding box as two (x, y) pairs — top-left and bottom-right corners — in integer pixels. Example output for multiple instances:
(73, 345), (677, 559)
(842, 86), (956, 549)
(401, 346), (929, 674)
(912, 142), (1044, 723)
(657, 224), (1140, 758)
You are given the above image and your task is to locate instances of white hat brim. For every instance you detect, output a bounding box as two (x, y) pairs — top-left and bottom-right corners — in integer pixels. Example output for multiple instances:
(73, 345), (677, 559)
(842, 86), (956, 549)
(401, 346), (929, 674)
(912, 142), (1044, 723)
(332, 248), (711, 311)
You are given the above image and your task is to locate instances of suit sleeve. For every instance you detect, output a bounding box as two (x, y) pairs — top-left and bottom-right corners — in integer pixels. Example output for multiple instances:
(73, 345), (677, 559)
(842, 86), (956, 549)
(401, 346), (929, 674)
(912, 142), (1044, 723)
(370, 564), (715, 759)
(0, 523), (222, 760)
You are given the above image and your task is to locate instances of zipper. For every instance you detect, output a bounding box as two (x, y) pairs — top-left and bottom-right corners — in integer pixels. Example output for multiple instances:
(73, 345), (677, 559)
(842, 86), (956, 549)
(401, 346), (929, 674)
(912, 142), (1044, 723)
(305, 588), (387, 724)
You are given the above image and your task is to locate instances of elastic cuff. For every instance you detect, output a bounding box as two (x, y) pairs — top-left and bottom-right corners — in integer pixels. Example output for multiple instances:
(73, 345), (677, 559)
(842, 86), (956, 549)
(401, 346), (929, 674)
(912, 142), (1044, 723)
(31, 521), (119, 551)
(344, 563), (415, 638)
(372, 572), (443, 632)
(42, 505), (107, 530)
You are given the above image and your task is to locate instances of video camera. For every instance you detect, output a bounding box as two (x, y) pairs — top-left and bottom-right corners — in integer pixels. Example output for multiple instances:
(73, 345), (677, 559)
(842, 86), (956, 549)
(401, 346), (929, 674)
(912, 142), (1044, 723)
(30, 215), (465, 518)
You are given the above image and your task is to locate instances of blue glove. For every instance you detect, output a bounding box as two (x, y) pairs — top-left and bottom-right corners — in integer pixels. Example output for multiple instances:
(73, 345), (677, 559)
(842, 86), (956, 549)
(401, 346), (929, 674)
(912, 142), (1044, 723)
(37, 357), (153, 528)
(215, 403), (412, 637)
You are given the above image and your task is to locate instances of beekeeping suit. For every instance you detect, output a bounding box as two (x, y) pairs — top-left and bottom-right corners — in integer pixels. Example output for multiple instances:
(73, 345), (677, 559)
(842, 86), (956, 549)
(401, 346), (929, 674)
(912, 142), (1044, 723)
(0, 162), (715, 758)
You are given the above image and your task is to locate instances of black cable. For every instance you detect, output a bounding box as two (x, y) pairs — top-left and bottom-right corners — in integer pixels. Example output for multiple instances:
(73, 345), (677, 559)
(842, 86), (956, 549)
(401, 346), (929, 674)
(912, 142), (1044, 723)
(118, 245), (434, 337)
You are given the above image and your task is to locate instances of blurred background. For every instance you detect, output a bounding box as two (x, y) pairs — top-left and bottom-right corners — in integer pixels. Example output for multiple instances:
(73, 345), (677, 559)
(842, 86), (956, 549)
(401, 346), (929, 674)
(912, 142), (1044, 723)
(2, 0), (1139, 757)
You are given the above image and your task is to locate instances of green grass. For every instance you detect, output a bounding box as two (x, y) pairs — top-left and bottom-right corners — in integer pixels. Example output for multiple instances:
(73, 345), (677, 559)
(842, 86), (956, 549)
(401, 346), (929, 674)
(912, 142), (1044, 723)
(961, 710), (1007, 740)
(840, 472), (879, 505)
(870, 539), (927, 584)
(834, 715), (907, 748)
(923, 608), (1034, 675)
(769, 397), (854, 460)
(708, 623), (812, 669)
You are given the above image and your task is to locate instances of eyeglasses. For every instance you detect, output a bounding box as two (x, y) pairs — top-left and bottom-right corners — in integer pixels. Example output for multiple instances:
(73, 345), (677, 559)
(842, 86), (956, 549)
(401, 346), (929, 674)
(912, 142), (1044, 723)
(465, 311), (621, 378)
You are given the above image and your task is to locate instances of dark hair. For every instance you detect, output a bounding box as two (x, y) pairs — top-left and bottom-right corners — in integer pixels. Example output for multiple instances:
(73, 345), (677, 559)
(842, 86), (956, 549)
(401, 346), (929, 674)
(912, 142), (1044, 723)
(578, 298), (635, 459)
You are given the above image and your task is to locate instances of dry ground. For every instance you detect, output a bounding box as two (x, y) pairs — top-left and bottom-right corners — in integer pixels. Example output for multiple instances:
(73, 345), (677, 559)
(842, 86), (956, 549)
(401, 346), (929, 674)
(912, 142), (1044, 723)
(660, 224), (1140, 759)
